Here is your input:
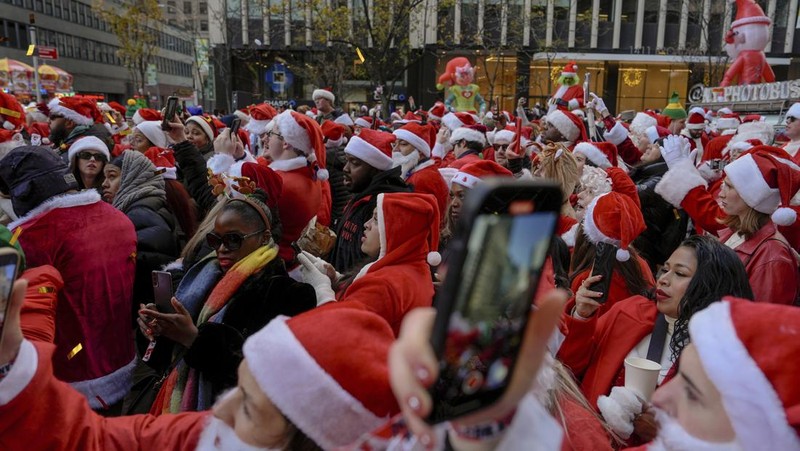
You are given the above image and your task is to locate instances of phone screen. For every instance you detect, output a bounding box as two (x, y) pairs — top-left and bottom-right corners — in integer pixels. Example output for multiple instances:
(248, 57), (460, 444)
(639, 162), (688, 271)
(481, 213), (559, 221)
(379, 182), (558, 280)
(162, 97), (178, 130)
(230, 117), (241, 136)
(0, 251), (20, 348)
(429, 204), (557, 421)
(587, 241), (615, 303)
(152, 271), (175, 313)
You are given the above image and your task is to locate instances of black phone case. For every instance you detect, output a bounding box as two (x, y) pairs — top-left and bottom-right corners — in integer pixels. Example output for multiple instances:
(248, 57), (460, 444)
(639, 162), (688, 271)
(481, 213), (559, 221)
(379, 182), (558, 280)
(587, 242), (615, 303)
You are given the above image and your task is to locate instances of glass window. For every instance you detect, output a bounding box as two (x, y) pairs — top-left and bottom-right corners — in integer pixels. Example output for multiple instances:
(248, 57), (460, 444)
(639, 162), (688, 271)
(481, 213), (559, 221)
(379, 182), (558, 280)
(200, 20), (208, 31)
(199, 2), (207, 14)
(44, 0), (52, 15)
(54, 0), (62, 18)
(184, 1), (191, 14)
(34, 0), (43, 12)
(461, 0), (478, 42)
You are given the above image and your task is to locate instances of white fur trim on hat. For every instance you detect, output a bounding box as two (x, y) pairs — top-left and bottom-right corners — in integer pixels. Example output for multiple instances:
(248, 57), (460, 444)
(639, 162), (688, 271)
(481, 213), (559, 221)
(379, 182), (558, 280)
(159, 167), (177, 180)
(645, 125), (661, 144)
(733, 121), (774, 147)
(377, 194), (388, 260)
(135, 121), (169, 149)
(244, 118), (270, 135)
(393, 128), (431, 158)
(492, 129), (515, 145)
(716, 117), (740, 130)
(242, 317), (386, 450)
(574, 142), (611, 168)
(449, 127), (486, 146)
(561, 222), (579, 247)
(654, 158), (708, 208)
(312, 89), (335, 103)
(689, 302), (800, 451)
(186, 116), (215, 143)
(67, 136), (110, 162)
(787, 103), (800, 121)
(334, 114), (354, 126)
(274, 112), (312, 154)
(439, 167), (458, 188)
(686, 121), (705, 130)
(630, 112), (658, 137)
(354, 117), (371, 128)
(47, 98), (94, 126)
(547, 110), (579, 143)
(442, 112), (465, 131)
(723, 153), (780, 214)
(344, 135), (393, 171)
(582, 193), (620, 247)
(452, 171), (483, 190)
(604, 121), (628, 146)
(269, 155), (307, 172)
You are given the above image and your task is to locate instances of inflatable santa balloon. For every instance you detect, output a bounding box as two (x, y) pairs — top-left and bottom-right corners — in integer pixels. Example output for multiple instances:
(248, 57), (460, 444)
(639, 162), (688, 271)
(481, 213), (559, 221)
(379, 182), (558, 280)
(549, 62), (584, 113)
(720, 0), (775, 87)
(437, 57), (486, 115)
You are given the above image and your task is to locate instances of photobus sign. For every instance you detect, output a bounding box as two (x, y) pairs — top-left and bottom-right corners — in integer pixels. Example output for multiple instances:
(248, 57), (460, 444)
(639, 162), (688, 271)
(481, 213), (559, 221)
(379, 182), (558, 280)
(702, 79), (800, 104)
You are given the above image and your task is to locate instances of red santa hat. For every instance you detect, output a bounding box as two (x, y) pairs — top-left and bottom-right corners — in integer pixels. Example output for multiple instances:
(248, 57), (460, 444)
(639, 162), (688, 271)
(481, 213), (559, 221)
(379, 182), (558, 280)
(345, 128), (395, 171)
(491, 129), (516, 146)
(242, 307), (399, 449)
(107, 101), (127, 117)
(428, 101), (446, 121)
(0, 130), (24, 158)
(786, 103), (800, 121)
(724, 138), (762, 158)
(574, 141), (618, 168)
(187, 114), (224, 144)
(334, 113), (355, 127)
(645, 125), (670, 144)
(273, 111), (329, 181)
(439, 167), (459, 188)
(717, 107), (734, 116)
(238, 162), (284, 208)
(717, 113), (742, 131)
(605, 167), (641, 208)
(723, 145), (800, 226)
(354, 116), (375, 129)
(321, 120), (348, 149)
(134, 121), (169, 149)
(131, 108), (162, 125)
(393, 122), (435, 158)
(26, 122), (51, 146)
(449, 124), (488, 147)
(66, 135), (111, 163)
(730, 0), (771, 30)
(452, 160), (513, 190)
(561, 61), (578, 77)
(688, 298), (800, 450)
(143, 147), (177, 180)
(686, 111), (706, 130)
(244, 103), (278, 135)
(442, 111), (479, 131)
(733, 121), (774, 147)
(312, 88), (335, 103)
(0, 93), (25, 131)
(742, 114), (764, 123)
(233, 107), (250, 122)
(629, 112), (659, 138)
(376, 192), (441, 266)
(546, 109), (587, 143)
(47, 97), (101, 126)
(582, 191), (646, 261)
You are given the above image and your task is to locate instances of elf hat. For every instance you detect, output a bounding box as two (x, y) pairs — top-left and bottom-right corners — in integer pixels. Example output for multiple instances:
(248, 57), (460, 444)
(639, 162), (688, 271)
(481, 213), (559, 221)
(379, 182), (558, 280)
(243, 307), (399, 450)
(662, 92), (687, 120)
(730, 0), (771, 30)
(345, 128), (395, 171)
(452, 160), (513, 190)
(723, 146), (800, 226)
(428, 101), (446, 121)
(546, 109), (587, 143)
(143, 147), (177, 180)
(582, 191), (646, 261)
(393, 122), (435, 158)
(134, 121), (169, 149)
(442, 111), (479, 131)
(244, 103), (278, 135)
(321, 120), (347, 149)
(688, 298), (800, 450)
(131, 108), (162, 125)
(376, 192), (442, 266)
(67, 136), (111, 163)
(574, 141), (618, 168)
(312, 88), (335, 103)
(449, 124), (488, 147)
(273, 111), (328, 181)
(0, 93), (25, 131)
(686, 111), (706, 130)
(48, 97), (102, 126)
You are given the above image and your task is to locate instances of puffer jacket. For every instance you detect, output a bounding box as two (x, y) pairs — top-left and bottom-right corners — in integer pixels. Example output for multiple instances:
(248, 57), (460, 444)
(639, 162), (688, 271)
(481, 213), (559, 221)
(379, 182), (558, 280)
(172, 140), (217, 217)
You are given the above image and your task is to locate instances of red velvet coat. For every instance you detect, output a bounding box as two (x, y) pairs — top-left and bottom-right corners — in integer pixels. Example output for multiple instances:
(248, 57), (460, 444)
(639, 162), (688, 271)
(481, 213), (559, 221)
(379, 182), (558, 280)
(0, 342), (206, 450)
(558, 296), (658, 407)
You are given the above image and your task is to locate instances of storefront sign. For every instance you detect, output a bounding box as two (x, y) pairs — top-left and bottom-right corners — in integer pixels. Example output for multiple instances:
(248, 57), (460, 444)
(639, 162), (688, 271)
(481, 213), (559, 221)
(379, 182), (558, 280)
(701, 80), (800, 104)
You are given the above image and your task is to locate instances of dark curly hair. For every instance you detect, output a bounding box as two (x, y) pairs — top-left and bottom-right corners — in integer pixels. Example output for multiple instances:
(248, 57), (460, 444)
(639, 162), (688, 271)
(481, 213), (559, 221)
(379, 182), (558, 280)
(668, 235), (753, 361)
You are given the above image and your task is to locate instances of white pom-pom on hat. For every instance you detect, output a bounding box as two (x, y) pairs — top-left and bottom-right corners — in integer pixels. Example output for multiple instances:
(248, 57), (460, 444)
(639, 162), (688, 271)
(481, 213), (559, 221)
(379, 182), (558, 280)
(427, 251), (442, 266)
(772, 207), (797, 226)
(616, 248), (631, 262)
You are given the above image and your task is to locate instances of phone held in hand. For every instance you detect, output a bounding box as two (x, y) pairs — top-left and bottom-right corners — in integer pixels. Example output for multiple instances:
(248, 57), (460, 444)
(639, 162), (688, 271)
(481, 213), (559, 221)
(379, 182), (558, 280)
(152, 270), (175, 314)
(161, 96), (179, 131)
(587, 242), (615, 303)
(427, 179), (562, 424)
(230, 117), (241, 137)
(0, 248), (21, 350)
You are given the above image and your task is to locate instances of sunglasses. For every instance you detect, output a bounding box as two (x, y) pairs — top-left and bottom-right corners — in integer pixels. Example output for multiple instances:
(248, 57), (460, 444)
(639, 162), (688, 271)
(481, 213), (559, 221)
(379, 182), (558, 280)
(206, 229), (265, 251)
(77, 151), (108, 162)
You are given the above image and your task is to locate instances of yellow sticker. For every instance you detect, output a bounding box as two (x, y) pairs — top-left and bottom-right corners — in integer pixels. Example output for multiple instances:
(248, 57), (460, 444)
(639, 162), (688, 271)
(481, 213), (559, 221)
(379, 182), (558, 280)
(9, 227), (21, 246)
(67, 343), (83, 360)
(38, 286), (55, 294)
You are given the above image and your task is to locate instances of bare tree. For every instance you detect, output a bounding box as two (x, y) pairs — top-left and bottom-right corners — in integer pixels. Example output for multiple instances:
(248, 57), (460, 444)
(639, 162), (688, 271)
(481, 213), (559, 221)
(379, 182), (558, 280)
(683, 0), (732, 87)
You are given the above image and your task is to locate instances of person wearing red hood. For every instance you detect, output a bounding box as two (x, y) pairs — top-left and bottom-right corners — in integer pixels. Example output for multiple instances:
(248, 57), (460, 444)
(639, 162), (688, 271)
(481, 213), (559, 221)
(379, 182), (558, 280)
(393, 122), (449, 215)
(301, 192), (440, 336)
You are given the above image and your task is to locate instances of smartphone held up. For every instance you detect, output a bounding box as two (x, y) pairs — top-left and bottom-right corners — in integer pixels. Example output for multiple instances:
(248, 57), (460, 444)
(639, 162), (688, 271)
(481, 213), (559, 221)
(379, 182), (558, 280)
(427, 179), (561, 424)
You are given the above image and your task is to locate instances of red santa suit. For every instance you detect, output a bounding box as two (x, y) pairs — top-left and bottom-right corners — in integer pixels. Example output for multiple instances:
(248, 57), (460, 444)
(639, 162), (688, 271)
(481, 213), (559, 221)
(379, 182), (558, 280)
(720, 50), (775, 87)
(447, 152), (482, 170)
(558, 296), (673, 408)
(336, 193), (439, 336)
(552, 84), (585, 111)
(405, 160), (449, 219)
(269, 157), (323, 262)
(0, 341), (208, 450)
(10, 190), (137, 409)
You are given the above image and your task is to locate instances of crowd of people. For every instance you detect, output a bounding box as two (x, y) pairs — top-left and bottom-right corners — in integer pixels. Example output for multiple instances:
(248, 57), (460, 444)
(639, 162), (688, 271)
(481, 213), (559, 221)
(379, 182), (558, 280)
(0, 67), (797, 450)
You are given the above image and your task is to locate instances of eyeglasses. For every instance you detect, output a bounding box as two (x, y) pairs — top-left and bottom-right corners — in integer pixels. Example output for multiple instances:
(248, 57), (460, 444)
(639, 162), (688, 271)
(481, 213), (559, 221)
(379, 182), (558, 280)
(267, 130), (284, 140)
(787, 116), (797, 124)
(206, 229), (265, 251)
(76, 151), (108, 163)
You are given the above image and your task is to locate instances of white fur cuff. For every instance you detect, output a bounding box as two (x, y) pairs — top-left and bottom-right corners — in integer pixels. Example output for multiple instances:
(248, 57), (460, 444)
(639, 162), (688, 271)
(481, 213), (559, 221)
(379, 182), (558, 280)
(654, 158), (707, 208)
(604, 121), (628, 146)
(597, 386), (642, 439)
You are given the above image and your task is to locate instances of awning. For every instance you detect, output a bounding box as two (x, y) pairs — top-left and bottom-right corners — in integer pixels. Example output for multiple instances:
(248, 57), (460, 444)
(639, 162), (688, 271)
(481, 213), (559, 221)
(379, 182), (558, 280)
(38, 64), (73, 93)
(0, 58), (34, 93)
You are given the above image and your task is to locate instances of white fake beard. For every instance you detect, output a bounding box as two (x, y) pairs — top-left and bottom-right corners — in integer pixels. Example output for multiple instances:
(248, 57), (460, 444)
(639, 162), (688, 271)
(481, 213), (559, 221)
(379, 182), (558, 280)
(392, 151), (420, 176)
(648, 408), (743, 451)
(196, 416), (280, 451)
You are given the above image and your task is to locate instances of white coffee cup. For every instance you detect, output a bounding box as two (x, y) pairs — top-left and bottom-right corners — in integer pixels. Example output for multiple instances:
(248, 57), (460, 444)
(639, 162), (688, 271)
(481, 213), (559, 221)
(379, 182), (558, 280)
(624, 357), (662, 401)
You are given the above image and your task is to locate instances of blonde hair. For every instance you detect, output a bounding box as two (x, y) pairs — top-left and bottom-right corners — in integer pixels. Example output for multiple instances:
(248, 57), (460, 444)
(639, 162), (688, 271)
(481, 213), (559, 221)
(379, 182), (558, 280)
(719, 206), (769, 238)
(536, 143), (580, 201)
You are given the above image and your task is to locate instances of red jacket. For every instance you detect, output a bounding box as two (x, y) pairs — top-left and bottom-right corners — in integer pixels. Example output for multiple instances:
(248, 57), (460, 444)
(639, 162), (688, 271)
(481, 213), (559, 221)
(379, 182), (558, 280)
(719, 222), (799, 305)
(0, 342), (206, 450)
(20, 265), (63, 344)
(558, 296), (658, 407)
(270, 158), (324, 262)
(567, 256), (655, 318)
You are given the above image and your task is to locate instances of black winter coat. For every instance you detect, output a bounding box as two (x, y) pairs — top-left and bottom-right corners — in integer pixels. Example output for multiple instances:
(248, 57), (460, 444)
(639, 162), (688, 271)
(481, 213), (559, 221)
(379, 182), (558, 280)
(326, 145), (352, 226)
(629, 159), (691, 273)
(172, 140), (218, 218)
(330, 166), (410, 273)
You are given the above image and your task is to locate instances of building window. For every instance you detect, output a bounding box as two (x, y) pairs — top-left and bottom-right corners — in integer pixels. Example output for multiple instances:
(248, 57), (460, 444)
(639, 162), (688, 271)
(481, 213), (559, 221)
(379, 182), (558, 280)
(200, 20), (208, 31)
(44, 0), (52, 14)
(184, 1), (191, 14)
(199, 1), (207, 14)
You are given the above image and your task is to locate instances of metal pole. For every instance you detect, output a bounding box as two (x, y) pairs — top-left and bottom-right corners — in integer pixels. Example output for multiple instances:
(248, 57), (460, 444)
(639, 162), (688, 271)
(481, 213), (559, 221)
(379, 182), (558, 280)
(28, 15), (41, 103)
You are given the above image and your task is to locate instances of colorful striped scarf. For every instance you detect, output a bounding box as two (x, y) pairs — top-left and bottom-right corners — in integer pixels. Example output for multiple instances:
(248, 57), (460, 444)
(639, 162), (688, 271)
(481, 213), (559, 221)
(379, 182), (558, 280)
(152, 244), (278, 414)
